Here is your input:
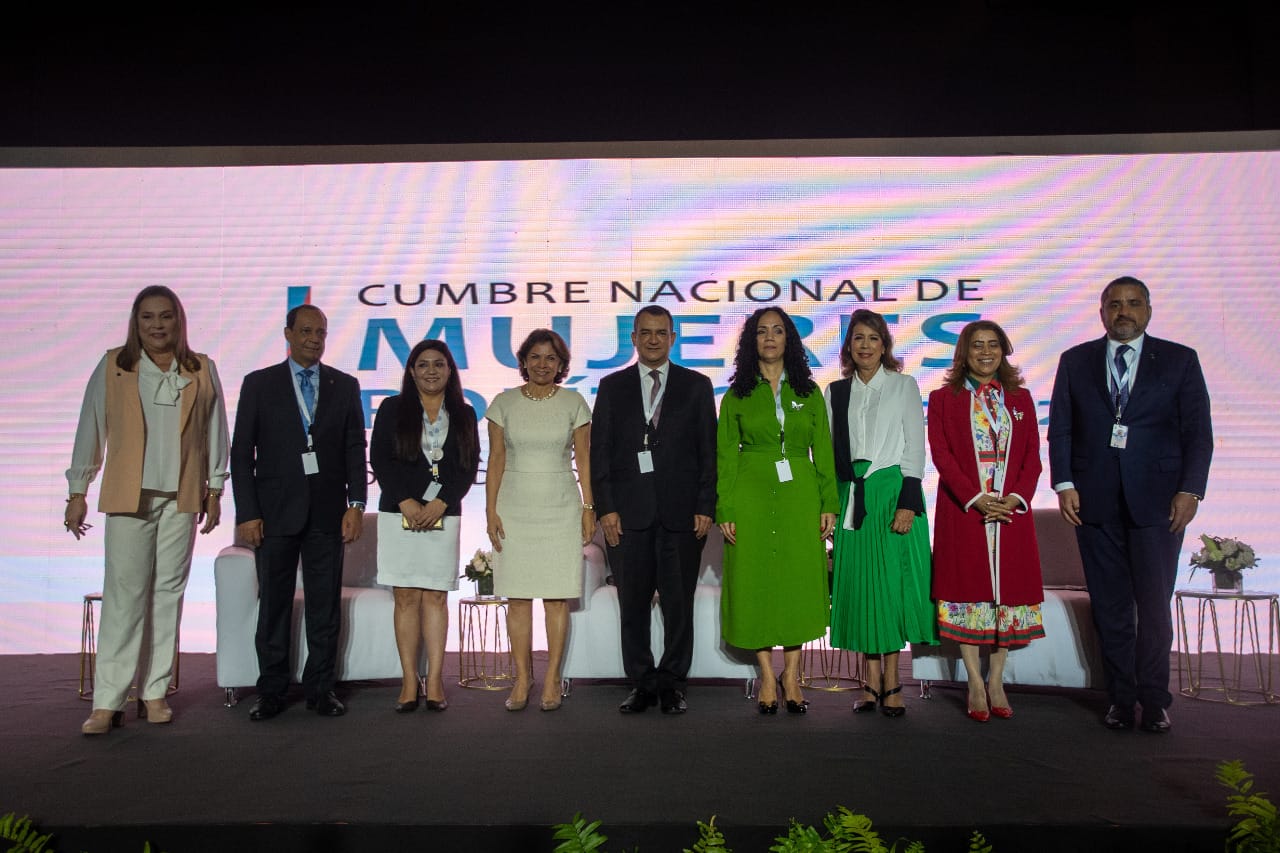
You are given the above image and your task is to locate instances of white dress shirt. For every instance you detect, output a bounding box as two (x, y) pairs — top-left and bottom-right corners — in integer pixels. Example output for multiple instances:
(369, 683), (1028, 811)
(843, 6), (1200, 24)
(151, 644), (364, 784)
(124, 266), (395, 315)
(638, 360), (669, 423)
(824, 366), (926, 530)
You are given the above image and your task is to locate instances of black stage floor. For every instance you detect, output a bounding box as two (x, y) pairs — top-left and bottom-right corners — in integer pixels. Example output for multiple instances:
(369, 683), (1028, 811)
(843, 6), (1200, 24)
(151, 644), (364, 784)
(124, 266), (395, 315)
(3, 652), (1277, 852)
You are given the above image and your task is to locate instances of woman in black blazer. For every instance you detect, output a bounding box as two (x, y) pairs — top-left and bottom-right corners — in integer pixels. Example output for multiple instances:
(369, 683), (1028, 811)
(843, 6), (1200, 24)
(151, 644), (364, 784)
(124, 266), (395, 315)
(370, 340), (480, 712)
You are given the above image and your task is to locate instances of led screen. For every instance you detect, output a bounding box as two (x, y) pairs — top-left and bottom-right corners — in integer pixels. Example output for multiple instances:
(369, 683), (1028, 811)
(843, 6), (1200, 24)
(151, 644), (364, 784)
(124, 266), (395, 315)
(2, 151), (1274, 652)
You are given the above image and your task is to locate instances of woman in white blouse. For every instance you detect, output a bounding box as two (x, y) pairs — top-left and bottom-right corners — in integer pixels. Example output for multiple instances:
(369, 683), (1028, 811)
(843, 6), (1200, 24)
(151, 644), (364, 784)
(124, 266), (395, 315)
(64, 286), (228, 735)
(825, 310), (938, 717)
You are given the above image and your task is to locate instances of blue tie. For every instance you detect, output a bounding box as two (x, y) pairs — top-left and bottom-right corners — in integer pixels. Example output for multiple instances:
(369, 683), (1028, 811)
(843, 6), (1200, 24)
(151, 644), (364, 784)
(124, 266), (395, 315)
(1113, 345), (1131, 412)
(299, 368), (316, 422)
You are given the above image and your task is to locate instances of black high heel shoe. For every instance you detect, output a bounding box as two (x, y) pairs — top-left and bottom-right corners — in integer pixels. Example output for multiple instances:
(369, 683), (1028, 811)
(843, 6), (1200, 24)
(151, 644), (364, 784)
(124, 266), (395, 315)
(852, 685), (882, 714)
(880, 684), (906, 718)
(756, 679), (779, 715)
(779, 677), (809, 715)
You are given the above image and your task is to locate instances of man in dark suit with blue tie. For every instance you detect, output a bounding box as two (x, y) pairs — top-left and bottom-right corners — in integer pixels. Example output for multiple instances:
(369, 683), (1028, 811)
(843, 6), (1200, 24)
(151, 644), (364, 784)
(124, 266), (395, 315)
(231, 305), (368, 720)
(591, 306), (717, 714)
(1049, 276), (1213, 733)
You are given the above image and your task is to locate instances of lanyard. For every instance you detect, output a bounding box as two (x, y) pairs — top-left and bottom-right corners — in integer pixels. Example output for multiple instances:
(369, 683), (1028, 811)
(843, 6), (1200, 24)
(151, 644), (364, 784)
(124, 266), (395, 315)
(1107, 351), (1132, 420)
(291, 371), (316, 449)
(642, 367), (666, 425)
(422, 407), (450, 477)
(771, 372), (788, 456)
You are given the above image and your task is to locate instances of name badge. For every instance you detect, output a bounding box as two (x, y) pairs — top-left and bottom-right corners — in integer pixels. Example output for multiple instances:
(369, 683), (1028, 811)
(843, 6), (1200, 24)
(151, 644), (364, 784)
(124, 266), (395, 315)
(423, 482), (443, 501)
(301, 451), (319, 475)
(776, 459), (793, 482)
(637, 450), (654, 473)
(1110, 423), (1129, 449)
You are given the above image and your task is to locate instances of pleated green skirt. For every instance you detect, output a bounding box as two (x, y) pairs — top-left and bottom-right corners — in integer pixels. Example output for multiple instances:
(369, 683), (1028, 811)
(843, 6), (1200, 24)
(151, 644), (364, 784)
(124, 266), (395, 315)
(830, 463), (939, 653)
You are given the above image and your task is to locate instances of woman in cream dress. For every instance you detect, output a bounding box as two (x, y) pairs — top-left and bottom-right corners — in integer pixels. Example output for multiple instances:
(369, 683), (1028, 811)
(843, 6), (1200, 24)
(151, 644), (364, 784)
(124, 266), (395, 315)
(485, 329), (595, 712)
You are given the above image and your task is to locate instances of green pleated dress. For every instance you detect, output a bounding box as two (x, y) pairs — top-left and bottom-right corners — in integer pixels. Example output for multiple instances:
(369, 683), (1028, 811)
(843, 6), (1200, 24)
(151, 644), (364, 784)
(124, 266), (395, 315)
(830, 462), (938, 653)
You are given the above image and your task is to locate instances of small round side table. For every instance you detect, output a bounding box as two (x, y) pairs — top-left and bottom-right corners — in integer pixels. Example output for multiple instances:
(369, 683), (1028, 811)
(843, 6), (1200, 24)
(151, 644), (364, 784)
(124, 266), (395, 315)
(1175, 588), (1278, 705)
(457, 596), (513, 690)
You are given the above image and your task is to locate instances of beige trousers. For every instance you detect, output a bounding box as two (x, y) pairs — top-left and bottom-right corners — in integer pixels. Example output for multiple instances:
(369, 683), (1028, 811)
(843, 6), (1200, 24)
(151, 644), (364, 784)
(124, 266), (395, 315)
(95, 491), (196, 711)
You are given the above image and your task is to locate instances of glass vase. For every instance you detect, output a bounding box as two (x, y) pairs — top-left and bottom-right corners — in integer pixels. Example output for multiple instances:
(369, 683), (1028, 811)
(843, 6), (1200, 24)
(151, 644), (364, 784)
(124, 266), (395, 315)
(1211, 570), (1243, 595)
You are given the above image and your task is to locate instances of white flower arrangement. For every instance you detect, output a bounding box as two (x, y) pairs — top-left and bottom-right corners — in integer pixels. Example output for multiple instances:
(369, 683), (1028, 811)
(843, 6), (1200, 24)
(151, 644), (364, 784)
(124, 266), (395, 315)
(1188, 534), (1259, 583)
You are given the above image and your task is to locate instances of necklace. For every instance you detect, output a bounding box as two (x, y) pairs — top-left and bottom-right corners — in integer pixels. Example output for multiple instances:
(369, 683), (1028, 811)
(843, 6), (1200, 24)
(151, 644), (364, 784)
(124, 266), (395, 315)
(521, 383), (559, 402)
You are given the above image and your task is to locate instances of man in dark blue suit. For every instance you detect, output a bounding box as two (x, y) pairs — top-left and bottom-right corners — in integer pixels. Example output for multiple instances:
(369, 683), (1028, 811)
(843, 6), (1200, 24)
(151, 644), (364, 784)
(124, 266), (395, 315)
(1049, 276), (1212, 733)
(231, 305), (368, 720)
(591, 306), (717, 714)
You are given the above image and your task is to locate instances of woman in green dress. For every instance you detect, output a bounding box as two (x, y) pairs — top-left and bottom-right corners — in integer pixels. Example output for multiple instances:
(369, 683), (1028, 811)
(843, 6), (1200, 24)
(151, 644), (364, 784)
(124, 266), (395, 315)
(717, 307), (838, 715)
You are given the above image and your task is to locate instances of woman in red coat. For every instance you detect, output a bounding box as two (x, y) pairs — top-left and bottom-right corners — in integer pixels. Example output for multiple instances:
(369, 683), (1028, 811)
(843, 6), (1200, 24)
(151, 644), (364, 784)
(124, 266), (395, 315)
(928, 320), (1044, 722)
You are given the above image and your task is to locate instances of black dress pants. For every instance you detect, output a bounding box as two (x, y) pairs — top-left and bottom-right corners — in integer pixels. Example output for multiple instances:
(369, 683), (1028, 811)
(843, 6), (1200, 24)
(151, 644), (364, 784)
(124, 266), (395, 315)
(254, 525), (344, 700)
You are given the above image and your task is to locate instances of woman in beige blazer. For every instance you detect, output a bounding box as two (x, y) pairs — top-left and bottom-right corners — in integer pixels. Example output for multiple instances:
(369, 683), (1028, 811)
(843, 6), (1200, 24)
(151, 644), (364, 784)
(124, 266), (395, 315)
(64, 286), (228, 735)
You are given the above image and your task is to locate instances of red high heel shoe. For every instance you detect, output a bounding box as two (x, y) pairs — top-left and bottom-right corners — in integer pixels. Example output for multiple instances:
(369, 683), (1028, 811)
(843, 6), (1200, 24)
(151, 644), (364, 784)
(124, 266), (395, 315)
(967, 690), (990, 722)
(988, 690), (1013, 719)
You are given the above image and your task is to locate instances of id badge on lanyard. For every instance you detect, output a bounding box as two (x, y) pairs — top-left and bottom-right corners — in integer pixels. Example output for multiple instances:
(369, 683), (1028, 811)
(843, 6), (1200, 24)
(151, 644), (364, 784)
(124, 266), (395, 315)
(301, 431), (319, 475)
(1108, 360), (1130, 449)
(423, 458), (444, 500)
(637, 423), (655, 473)
(295, 374), (320, 476)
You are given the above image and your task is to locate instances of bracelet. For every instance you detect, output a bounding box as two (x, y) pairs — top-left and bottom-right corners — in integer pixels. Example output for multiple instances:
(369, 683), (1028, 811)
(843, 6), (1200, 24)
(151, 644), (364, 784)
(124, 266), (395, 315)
(207, 489), (223, 499)
(582, 503), (595, 511)
(66, 494), (86, 502)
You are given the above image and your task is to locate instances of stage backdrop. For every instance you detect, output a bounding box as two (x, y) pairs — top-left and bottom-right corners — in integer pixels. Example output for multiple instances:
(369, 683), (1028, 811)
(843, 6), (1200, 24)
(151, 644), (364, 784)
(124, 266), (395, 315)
(2, 151), (1276, 653)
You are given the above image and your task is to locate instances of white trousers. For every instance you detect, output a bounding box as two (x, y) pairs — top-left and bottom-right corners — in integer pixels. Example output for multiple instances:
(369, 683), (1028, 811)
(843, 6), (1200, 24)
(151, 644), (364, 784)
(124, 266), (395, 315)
(96, 491), (196, 711)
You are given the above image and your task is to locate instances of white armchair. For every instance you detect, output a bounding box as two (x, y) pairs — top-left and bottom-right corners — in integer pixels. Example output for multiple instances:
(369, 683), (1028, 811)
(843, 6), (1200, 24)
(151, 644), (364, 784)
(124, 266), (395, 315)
(910, 508), (1106, 689)
(562, 527), (759, 694)
(214, 513), (404, 705)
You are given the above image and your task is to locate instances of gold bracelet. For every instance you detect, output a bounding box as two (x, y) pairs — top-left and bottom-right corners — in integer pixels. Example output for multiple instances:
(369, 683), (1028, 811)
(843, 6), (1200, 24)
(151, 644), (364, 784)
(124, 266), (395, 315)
(66, 494), (86, 503)
(582, 503), (595, 511)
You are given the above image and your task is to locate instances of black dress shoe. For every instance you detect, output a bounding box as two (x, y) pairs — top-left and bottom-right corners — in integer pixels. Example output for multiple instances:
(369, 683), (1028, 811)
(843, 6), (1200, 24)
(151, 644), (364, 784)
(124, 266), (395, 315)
(660, 688), (688, 715)
(424, 698), (448, 712)
(619, 688), (656, 713)
(1140, 708), (1172, 733)
(249, 695), (285, 721)
(394, 699), (419, 714)
(309, 691), (346, 717)
(1103, 704), (1135, 730)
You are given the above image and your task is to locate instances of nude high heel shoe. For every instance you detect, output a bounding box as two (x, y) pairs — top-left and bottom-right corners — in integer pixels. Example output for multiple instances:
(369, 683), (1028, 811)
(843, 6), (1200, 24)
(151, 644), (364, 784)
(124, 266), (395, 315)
(138, 698), (174, 724)
(81, 709), (125, 735)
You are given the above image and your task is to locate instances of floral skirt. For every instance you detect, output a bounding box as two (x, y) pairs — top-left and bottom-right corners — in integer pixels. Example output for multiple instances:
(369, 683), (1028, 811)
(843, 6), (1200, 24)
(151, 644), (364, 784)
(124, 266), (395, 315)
(936, 600), (1045, 647)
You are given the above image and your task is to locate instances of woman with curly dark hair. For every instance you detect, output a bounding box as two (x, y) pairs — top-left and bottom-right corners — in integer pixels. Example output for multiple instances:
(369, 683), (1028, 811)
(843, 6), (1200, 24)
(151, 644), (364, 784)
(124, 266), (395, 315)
(370, 339), (480, 713)
(716, 307), (838, 715)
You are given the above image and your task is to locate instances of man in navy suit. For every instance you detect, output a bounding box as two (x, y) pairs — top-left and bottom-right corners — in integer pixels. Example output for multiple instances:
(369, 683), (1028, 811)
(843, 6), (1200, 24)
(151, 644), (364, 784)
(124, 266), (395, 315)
(1049, 276), (1212, 733)
(231, 305), (368, 720)
(591, 306), (717, 714)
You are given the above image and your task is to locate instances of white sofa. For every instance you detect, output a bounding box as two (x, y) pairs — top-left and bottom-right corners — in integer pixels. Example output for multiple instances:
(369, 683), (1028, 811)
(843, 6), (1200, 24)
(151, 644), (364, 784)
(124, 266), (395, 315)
(214, 513), (404, 705)
(216, 518), (760, 703)
(910, 508), (1106, 689)
(561, 527), (760, 693)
